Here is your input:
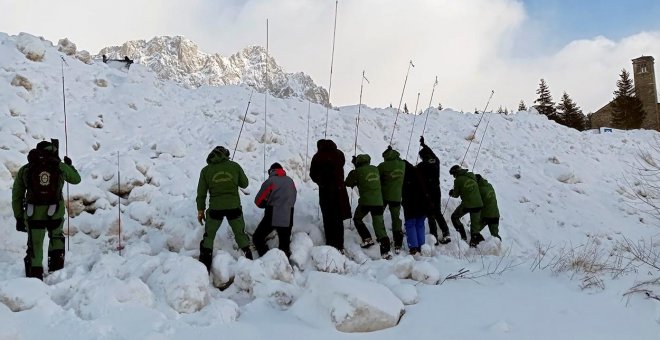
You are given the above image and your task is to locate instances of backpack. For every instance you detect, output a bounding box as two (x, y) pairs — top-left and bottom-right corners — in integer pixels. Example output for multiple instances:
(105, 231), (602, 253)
(25, 148), (61, 205)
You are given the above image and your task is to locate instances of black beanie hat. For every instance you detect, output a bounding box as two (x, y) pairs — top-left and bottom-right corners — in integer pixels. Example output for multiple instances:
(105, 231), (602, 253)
(269, 162), (283, 170)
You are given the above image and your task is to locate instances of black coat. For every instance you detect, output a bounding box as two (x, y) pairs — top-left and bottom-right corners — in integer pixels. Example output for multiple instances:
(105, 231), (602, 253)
(402, 161), (433, 219)
(416, 144), (441, 203)
(310, 139), (352, 220)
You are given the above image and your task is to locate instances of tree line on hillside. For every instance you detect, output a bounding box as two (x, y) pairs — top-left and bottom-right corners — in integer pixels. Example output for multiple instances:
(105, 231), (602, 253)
(530, 69), (646, 131)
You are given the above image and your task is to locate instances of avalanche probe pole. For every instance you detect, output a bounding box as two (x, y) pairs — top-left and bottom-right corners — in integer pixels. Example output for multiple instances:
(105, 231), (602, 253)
(117, 152), (124, 254)
(417, 76), (439, 163)
(389, 60), (415, 145)
(60, 56), (71, 251)
(405, 92), (421, 160)
(323, 0), (339, 138)
(232, 90), (255, 160)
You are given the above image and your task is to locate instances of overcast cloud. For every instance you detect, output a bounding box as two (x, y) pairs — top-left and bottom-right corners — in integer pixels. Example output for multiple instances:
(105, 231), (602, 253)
(2, 0), (660, 113)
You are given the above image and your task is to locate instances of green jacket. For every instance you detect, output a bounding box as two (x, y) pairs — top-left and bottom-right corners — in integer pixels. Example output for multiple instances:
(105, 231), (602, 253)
(449, 169), (483, 209)
(477, 177), (499, 218)
(378, 149), (405, 202)
(12, 162), (81, 221)
(196, 149), (249, 211)
(345, 154), (383, 206)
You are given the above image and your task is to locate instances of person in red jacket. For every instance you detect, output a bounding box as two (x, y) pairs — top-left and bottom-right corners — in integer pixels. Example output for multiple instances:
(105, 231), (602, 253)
(253, 163), (297, 257)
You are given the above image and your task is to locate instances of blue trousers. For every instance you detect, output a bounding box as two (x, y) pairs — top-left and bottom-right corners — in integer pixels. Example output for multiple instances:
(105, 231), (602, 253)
(405, 217), (426, 248)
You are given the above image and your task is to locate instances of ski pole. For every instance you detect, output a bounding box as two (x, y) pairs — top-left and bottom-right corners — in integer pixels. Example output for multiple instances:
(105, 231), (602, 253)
(232, 89), (254, 160)
(389, 60), (415, 145)
(405, 92), (421, 160)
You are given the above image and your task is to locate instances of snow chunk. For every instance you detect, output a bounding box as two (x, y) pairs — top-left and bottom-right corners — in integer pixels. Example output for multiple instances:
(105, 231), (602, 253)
(146, 255), (209, 313)
(289, 231), (314, 268)
(16, 33), (47, 61)
(66, 277), (154, 320)
(57, 38), (76, 55)
(234, 249), (294, 292)
(155, 139), (186, 158)
(392, 255), (415, 279)
(411, 261), (440, 284)
(389, 284), (419, 305)
(0, 278), (49, 312)
(211, 250), (237, 289)
(181, 297), (239, 326)
(310, 246), (348, 274)
(291, 272), (405, 332)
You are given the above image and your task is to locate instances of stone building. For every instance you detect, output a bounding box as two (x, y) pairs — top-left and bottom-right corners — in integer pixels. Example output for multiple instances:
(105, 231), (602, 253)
(591, 56), (660, 131)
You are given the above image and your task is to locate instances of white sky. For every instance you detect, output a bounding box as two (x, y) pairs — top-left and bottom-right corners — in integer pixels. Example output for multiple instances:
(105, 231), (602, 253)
(2, 0), (660, 113)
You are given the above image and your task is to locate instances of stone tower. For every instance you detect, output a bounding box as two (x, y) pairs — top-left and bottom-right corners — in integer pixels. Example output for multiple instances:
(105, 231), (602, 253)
(632, 56), (660, 130)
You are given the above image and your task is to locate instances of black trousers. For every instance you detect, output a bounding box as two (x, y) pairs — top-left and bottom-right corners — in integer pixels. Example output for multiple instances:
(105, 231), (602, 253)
(320, 203), (345, 251)
(253, 206), (293, 257)
(427, 204), (451, 238)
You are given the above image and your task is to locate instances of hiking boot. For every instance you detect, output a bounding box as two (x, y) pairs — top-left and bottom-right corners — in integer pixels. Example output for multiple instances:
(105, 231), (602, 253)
(393, 231), (404, 250)
(394, 246), (402, 254)
(469, 233), (485, 248)
(379, 237), (391, 256)
(48, 250), (65, 272)
(381, 252), (393, 260)
(409, 247), (420, 256)
(457, 227), (467, 241)
(360, 238), (375, 248)
(242, 247), (253, 260)
(439, 236), (451, 245)
(199, 248), (213, 272)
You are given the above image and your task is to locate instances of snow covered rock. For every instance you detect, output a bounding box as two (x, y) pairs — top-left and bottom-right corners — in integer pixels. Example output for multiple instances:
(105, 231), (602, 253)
(0, 278), (49, 312)
(291, 272), (405, 332)
(146, 255), (209, 313)
(310, 246), (348, 274)
(57, 38), (76, 55)
(411, 261), (440, 284)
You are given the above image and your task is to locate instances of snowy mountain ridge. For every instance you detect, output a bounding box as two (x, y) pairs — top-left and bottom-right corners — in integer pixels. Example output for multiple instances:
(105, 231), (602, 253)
(1, 32), (659, 339)
(98, 36), (330, 106)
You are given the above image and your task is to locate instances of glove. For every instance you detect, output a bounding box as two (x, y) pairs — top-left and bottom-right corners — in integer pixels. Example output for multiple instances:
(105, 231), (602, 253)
(449, 189), (455, 197)
(386, 145), (392, 151)
(197, 210), (205, 225)
(63, 156), (72, 166)
(351, 156), (357, 165)
(419, 136), (425, 145)
(16, 219), (26, 232)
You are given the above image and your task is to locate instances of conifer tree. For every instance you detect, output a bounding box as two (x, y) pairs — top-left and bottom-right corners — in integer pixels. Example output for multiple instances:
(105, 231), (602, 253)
(534, 79), (557, 120)
(518, 100), (528, 111)
(611, 69), (645, 129)
(556, 91), (585, 130)
(437, 102), (443, 110)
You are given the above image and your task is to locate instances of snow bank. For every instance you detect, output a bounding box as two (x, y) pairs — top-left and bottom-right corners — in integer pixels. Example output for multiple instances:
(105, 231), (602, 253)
(0, 278), (49, 312)
(292, 272), (405, 332)
(16, 33), (46, 61)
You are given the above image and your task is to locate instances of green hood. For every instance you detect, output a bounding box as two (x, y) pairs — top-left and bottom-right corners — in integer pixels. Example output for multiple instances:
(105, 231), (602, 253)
(382, 149), (400, 161)
(207, 148), (229, 164)
(355, 154), (371, 167)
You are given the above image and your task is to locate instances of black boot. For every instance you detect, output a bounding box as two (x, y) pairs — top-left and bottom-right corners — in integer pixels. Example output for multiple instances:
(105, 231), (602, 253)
(48, 250), (65, 272)
(379, 237), (392, 259)
(24, 255), (31, 278)
(393, 231), (403, 252)
(199, 248), (213, 272)
(27, 267), (44, 281)
(457, 227), (467, 241)
(242, 247), (253, 260)
(469, 233), (485, 248)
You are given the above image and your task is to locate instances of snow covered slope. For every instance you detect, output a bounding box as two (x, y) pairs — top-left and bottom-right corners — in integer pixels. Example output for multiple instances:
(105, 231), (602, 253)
(98, 36), (330, 106)
(1, 33), (659, 339)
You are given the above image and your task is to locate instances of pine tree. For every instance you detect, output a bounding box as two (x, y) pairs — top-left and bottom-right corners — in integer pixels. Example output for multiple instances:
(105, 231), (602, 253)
(518, 100), (528, 111)
(497, 106), (505, 114)
(556, 91), (585, 130)
(403, 103), (409, 114)
(534, 79), (557, 120)
(611, 69), (646, 129)
(437, 102), (443, 110)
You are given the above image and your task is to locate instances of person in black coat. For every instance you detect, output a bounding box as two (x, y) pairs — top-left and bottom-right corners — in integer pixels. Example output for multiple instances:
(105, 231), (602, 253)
(310, 139), (352, 252)
(416, 136), (455, 244)
(401, 161), (433, 255)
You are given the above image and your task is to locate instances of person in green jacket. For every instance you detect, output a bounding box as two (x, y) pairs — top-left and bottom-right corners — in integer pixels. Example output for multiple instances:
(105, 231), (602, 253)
(377, 147), (405, 252)
(12, 140), (81, 280)
(346, 154), (391, 259)
(475, 174), (501, 241)
(196, 146), (252, 271)
(448, 165), (484, 247)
